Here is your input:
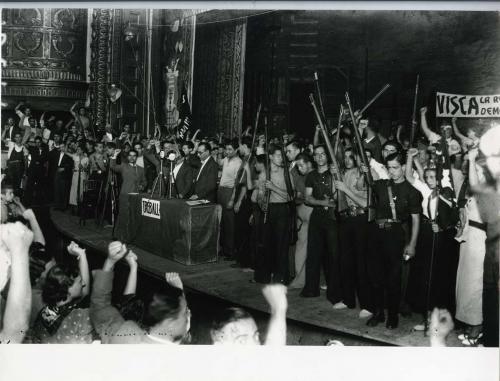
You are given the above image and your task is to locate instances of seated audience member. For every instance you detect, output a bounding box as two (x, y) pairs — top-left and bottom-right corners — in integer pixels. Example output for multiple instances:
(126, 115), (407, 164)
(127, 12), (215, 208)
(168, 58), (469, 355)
(90, 241), (191, 344)
(0, 222), (34, 344)
(210, 284), (287, 345)
(30, 241), (91, 343)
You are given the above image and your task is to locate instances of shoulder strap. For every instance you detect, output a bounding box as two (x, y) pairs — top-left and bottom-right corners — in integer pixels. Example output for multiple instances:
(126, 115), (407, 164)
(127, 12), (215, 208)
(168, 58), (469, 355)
(387, 182), (397, 220)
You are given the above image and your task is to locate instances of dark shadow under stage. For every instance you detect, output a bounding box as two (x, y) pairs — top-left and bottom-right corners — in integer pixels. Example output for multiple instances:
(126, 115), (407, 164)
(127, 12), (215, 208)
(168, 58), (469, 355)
(51, 209), (465, 347)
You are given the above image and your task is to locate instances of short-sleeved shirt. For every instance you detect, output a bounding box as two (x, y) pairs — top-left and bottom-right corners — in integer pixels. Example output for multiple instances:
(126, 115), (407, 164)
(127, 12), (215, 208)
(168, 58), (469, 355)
(343, 168), (367, 208)
(373, 179), (422, 221)
(305, 169), (338, 219)
(219, 156), (242, 188)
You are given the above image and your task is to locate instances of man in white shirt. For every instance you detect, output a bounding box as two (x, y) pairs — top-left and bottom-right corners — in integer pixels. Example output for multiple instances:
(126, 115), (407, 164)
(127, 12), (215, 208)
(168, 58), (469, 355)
(218, 139), (243, 260)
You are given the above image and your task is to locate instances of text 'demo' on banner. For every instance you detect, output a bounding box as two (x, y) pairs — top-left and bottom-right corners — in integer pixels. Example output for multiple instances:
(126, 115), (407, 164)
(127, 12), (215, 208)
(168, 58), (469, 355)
(436, 92), (500, 118)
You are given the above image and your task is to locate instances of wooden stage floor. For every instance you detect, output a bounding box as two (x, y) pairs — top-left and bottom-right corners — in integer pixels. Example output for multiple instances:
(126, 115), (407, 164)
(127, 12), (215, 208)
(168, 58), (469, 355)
(51, 209), (465, 347)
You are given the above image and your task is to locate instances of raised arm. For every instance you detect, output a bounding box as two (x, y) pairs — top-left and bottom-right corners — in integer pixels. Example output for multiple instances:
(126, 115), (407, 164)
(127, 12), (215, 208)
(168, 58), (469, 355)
(467, 148), (479, 187)
(70, 102), (78, 118)
(190, 129), (201, 143)
(405, 148), (418, 184)
(396, 124), (403, 145)
(0, 222), (33, 344)
(90, 241), (128, 341)
(21, 208), (46, 245)
(313, 125), (321, 146)
(67, 241), (90, 297)
(419, 107), (436, 142)
(123, 251), (138, 296)
(262, 284), (287, 346)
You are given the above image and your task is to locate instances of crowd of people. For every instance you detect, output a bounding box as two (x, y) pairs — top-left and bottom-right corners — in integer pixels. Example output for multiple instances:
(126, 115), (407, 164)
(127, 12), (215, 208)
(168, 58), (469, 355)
(1, 99), (499, 347)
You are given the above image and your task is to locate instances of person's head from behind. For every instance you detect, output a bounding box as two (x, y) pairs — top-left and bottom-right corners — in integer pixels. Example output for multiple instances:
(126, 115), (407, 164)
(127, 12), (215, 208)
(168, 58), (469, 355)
(143, 287), (191, 343)
(42, 265), (84, 308)
(210, 307), (259, 345)
(296, 152), (313, 175)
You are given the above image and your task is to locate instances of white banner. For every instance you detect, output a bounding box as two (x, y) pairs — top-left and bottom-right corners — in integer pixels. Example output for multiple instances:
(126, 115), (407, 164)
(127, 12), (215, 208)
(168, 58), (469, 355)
(141, 198), (161, 219)
(436, 92), (500, 118)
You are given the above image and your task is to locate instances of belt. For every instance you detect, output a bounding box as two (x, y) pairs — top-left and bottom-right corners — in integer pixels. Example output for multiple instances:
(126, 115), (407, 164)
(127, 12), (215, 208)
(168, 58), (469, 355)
(469, 220), (487, 232)
(339, 207), (366, 218)
(375, 219), (401, 229)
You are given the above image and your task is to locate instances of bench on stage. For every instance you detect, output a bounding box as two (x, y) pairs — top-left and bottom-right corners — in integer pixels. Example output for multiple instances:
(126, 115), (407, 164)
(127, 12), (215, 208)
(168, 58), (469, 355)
(114, 193), (221, 265)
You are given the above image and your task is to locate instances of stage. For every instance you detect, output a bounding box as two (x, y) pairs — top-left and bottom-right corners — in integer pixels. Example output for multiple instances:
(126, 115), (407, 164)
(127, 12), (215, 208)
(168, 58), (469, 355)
(51, 209), (465, 347)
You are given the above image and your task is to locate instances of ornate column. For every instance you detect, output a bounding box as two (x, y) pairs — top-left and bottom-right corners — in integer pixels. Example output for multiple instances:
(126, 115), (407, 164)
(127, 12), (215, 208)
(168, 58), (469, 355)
(89, 9), (111, 129)
(1, 8), (88, 110)
(192, 18), (247, 138)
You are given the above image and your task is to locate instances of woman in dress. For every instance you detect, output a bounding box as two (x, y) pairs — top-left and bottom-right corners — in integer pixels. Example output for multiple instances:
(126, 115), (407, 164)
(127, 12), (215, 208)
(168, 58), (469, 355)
(455, 148), (487, 345)
(68, 144), (89, 214)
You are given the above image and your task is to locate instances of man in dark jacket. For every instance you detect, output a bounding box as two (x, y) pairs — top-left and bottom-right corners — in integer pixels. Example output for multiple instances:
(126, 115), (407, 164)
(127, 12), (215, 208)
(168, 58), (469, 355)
(190, 142), (218, 203)
(53, 142), (73, 210)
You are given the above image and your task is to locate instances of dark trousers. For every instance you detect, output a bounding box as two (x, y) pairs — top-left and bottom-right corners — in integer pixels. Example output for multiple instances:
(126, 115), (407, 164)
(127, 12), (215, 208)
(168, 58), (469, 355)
(255, 203), (290, 284)
(217, 187), (236, 258)
(24, 168), (46, 206)
(53, 173), (70, 209)
(408, 224), (459, 315)
(252, 205), (265, 277)
(339, 215), (372, 310)
(367, 222), (406, 317)
(304, 210), (342, 304)
(235, 194), (253, 268)
(482, 238), (499, 347)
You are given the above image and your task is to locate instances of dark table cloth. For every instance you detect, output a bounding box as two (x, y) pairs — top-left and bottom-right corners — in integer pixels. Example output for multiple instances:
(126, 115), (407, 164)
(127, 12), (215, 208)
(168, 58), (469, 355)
(115, 194), (220, 265)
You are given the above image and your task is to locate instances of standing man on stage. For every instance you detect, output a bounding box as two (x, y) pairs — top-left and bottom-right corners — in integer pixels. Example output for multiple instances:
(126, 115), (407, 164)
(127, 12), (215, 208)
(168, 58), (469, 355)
(53, 142), (74, 211)
(89, 142), (108, 182)
(256, 146), (293, 285)
(335, 148), (374, 318)
(190, 142), (218, 203)
(110, 149), (147, 196)
(218, 139), (243, 261)
(164, 149), (194, 199)
(301, 145), (345, 308)
(365, 152), (422, 329)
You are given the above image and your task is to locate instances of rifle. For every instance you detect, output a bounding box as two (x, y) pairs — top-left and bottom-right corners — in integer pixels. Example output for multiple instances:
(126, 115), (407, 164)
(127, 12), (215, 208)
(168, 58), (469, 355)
(345, 92), (375, 222)
(263, 116), (270, 224)
(229, 103), (261, 207)
(281, 138), (298, 245)
(357, 83), (391, 119)
(410, 75), (420, 147)
(310, 94), (347, 213)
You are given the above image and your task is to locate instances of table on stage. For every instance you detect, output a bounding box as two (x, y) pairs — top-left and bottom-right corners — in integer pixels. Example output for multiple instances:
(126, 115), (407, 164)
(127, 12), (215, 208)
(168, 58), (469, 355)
(115, 193), (221, 265)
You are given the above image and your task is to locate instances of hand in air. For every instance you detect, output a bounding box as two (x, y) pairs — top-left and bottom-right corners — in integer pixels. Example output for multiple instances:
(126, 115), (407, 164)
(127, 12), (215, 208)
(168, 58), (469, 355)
(262, 284), (288, 313)
(107, 241), (128, 263)
(429, 308), (454, 341)
(165, 272), (183, 290)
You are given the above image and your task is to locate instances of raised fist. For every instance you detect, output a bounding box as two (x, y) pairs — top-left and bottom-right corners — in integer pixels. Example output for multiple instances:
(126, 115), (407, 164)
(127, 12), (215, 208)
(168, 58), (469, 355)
(165, 272), (183, 290)
(0, 222), (33, 254)
(262, 284), (287, 313)
(107, 241), (128, 263)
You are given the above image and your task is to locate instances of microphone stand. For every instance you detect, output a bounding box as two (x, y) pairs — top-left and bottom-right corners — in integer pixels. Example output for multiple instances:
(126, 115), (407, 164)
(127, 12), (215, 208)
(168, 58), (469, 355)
(150, 157), (164, 198)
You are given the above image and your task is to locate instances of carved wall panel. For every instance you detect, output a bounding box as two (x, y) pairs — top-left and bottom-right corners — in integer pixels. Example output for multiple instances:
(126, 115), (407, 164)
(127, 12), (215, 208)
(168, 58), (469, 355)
(1, 8), (88, 110)
(192, 18), (247, 138)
